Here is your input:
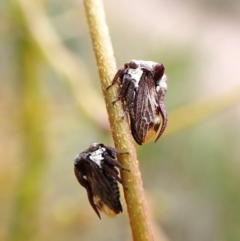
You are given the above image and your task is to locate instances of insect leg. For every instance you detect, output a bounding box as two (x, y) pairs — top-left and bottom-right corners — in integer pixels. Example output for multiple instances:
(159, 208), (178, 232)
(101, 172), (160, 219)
(106, 68), (125, 91)
(103, 154), (130, 172)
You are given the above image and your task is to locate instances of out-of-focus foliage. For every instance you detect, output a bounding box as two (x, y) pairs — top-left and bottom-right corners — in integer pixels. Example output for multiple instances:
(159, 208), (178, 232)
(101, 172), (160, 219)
(1, 0), (240, 241)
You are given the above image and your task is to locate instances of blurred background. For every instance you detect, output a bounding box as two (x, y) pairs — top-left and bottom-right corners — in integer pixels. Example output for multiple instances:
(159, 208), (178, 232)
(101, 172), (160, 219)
(1, 0), (240, 240)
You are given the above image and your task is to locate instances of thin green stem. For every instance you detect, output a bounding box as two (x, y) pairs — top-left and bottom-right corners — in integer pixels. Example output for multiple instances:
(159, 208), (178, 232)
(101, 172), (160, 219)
(83, 0), (155, 240)
(16, 0), (108, 129)
(165, 86), (240, 137)
(8, 42), (45, 241)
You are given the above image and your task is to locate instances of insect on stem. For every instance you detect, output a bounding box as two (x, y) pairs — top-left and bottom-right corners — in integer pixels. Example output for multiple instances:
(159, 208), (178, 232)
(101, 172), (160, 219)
(107, 60), (168, 145)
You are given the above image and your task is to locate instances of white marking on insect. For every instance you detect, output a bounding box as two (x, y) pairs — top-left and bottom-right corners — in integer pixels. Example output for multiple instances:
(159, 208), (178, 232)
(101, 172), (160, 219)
(131, 60), (157, 68)
(156, 74), (167, 92)
(127, 67), (143, 87)
(89, 147), (106, 167)
(160, 74), (167, 89)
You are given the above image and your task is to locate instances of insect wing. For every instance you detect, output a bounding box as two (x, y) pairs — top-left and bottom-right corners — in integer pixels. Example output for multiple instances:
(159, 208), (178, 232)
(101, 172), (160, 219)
(133, 71), (161, 144)
(75, 158), (122, 219)
(89, 163), (122, 218)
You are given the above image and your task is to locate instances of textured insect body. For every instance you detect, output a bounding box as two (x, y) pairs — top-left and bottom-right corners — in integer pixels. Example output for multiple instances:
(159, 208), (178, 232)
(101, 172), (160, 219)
(74, 143), (129, 219)
(92, 174), (121, 218)
(107, 60), (168, 145)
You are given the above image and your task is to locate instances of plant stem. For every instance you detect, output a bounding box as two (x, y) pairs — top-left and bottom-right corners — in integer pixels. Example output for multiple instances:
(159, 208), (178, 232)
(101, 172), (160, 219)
(17, 0), (108, 129)
(165, 85), (240, 137)
(83, 0), (154, 240)
(8, 40), (45, 241)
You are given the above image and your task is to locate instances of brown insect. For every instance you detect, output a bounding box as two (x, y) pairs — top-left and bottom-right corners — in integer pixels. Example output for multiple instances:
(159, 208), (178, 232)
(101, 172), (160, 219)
(107, 60), (168, 145)
(74, 143), (129, 219)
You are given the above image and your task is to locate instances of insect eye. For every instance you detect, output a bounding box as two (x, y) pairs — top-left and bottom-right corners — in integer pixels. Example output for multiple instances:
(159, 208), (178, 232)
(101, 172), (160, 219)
(128, 61), (138, 69)
(89, 143), (99, 152)
(153, 64), (165, 82)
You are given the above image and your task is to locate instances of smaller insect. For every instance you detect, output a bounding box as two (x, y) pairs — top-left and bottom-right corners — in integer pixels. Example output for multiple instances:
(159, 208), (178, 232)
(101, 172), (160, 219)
(107, 60), (168, 145)
(74, 143), (129, 219)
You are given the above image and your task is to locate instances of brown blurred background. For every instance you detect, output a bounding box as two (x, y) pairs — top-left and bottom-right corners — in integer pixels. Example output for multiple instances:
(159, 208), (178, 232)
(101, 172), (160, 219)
(1, 0), (240, 241)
